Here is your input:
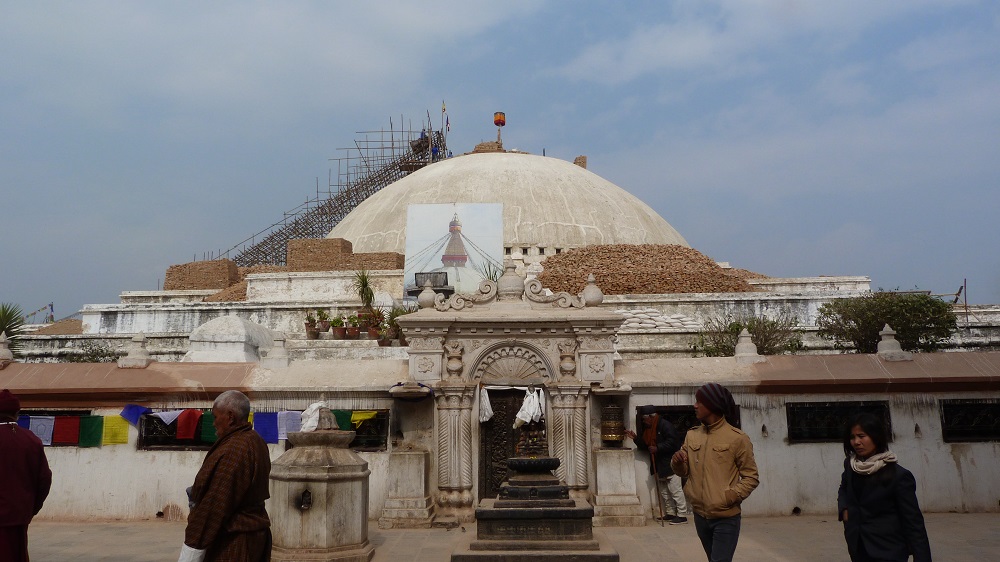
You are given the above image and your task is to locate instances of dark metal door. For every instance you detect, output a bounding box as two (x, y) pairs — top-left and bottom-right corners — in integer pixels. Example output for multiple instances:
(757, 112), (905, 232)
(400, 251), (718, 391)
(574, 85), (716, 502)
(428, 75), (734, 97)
(479, 389), (522, 500)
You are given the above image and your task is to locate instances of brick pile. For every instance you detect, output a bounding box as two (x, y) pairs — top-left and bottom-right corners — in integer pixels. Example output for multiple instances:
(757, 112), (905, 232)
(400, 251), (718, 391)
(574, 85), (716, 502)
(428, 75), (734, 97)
(536, 244), (766, 295)
(31, 318), (83, 335)
(163, 259), (239, 290)
(286, 238), (403, 271)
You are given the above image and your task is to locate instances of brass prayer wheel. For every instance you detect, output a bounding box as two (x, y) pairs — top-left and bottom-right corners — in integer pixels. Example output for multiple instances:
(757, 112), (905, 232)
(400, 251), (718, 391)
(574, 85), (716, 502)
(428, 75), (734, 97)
(600, 402), (625, 446)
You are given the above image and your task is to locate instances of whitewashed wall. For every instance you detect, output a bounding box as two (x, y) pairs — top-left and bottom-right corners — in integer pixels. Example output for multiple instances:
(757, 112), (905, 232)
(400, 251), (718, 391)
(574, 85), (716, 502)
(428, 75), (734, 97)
(623, 390), (1000, 517)
(35, 409), (392, 521)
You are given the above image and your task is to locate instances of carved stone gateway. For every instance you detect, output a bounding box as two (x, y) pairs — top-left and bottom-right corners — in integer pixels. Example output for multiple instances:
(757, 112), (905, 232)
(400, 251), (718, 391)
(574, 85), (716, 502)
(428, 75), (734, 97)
(396, 264), (627, 530)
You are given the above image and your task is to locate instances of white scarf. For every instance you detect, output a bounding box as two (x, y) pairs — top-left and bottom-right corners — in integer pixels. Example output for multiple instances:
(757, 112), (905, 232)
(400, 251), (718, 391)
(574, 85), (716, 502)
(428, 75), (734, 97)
(850, 450), (898, 475)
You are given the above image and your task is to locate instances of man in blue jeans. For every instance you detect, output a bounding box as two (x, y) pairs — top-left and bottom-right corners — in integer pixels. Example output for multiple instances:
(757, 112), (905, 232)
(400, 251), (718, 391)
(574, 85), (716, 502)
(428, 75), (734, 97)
(671, 383), (759, 562)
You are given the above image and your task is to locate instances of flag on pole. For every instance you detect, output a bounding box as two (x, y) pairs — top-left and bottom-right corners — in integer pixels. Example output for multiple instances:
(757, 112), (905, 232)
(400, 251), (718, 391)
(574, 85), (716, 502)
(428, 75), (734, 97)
(442, 100), (446, 113)
(446, 115), (450, 132)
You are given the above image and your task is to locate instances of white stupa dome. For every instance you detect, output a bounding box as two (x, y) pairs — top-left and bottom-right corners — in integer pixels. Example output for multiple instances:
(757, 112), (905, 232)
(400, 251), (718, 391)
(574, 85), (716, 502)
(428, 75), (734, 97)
(327, 152), (688, 253)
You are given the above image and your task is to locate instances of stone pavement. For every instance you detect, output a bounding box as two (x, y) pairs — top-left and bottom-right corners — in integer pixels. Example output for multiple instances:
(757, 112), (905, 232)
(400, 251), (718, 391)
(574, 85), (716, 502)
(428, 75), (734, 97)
(29, 513), (999, 561)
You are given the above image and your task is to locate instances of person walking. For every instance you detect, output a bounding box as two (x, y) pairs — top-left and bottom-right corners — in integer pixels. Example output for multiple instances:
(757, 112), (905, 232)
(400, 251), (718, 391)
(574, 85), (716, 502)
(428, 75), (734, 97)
(0, 388), (52, 562)
(625, 405), (687, 524)
(838, 412), (932, 562)
(180, 390), (271, 562)
(670, 383), (758, 562)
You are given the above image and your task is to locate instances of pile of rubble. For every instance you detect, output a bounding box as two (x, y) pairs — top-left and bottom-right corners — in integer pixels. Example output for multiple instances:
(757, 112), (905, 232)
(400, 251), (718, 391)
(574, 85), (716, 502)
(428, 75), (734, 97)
(536, 244), (766, 295)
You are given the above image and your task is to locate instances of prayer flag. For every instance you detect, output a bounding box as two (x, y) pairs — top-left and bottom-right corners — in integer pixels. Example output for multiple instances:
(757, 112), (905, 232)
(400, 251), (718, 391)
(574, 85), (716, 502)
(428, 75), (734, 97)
(102, 416), (130, 445)
(176, 409), (203, 440)
(200, 411), (217, 443)
(332, 410), (352, 431)
(120, 404), (150, 426)
(253, 412), (279, 444)
(17, 414), (30, 429)
(442, 100), (446, 113)
(153, 410), (184, 425)
(350, 410), (377, 428)
(52, 416), (81, 445)
(248, 412), (254, 425)
(78, 415), (103, 447)
(29, 416), (55, 446)
(277, 411), (302, 440)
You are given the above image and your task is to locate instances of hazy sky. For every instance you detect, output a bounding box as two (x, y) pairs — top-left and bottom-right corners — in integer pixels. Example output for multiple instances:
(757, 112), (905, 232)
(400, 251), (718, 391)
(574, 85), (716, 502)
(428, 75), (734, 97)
(3, 1), (998, 321)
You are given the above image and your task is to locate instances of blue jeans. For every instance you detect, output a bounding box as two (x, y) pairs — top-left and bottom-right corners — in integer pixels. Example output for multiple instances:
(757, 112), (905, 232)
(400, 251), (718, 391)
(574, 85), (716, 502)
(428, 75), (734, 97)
(694, 513), (741, 562)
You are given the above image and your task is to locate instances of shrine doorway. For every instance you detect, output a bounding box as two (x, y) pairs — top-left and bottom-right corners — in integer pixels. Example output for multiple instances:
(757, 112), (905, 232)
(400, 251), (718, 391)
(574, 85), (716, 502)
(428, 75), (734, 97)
(478, 388), (524, 501)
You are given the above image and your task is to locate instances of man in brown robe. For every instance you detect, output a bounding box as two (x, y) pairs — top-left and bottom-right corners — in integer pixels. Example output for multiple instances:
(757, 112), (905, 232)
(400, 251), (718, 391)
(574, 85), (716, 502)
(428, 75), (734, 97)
(181, 390), (271, 562)
(0, 389), (52, 562)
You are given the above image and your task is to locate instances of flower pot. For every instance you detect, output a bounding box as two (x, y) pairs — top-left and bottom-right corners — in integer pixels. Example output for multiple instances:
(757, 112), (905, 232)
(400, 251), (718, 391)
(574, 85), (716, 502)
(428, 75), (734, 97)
(346, 327), (360, 339)
(305, 329), (320, 340)
(367, 327), (380, 340)
(331, 326), (347, 340)
(317, 320), (331, 332)
(377, 338), (392, 347)
(398, 335), (408, 346)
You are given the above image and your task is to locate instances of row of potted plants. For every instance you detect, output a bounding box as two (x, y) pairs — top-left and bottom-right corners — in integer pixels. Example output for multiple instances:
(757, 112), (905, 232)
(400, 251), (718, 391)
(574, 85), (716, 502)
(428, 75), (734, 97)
(304, 304), (416, 345)
(303, 269), (417, 345)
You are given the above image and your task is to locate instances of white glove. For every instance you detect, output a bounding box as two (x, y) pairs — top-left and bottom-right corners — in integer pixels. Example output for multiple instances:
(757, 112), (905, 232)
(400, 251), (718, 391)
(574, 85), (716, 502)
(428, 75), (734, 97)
(178, 543), (206, 562)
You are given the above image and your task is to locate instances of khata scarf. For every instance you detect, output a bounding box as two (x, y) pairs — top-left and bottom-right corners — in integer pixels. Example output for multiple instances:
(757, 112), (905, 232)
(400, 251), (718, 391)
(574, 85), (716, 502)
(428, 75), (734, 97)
(641, 413), (660, 447)
(850, 450), (898, 475)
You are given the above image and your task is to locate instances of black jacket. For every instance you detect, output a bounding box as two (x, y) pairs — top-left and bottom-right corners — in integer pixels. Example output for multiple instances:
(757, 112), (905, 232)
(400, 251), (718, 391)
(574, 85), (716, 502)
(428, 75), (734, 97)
(837, 458), (932, 562)
(633, 416), (679, 477)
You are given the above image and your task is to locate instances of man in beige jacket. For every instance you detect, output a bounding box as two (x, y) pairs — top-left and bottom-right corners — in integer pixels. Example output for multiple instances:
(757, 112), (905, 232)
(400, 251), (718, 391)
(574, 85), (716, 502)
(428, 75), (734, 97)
(671, 383), (758, 562)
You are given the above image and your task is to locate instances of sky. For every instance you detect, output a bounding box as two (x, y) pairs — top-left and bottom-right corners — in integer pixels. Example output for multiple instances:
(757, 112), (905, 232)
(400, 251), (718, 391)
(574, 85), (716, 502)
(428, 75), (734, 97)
(2, 1), (998, 321)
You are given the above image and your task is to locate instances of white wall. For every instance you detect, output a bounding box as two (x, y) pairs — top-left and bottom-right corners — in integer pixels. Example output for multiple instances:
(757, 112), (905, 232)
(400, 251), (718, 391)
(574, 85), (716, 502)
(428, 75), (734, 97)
(624, 391), (1000, 517)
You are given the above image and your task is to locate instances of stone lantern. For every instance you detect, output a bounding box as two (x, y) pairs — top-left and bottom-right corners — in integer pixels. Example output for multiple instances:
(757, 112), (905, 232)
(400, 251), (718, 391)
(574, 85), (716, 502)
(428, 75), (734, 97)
(269, 407), (374, 562)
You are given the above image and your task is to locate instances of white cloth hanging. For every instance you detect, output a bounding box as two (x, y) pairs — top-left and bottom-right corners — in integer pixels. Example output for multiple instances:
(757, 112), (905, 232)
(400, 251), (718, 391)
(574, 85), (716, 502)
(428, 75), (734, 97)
(299, 402), (327, 433)
(479, 387), (494, 422)
(513, 388), (543, 429)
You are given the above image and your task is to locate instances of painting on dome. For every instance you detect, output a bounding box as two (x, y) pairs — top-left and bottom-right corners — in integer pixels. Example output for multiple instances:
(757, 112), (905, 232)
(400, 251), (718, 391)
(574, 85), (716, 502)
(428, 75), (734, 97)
(403, 203), (503, 301)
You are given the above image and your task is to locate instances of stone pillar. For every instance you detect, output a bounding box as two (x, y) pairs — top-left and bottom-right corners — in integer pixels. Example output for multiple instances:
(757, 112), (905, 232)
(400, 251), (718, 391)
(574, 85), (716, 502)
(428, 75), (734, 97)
(378, 449), (435, 529)
(434, 381), (476, 522)
(592, 448), (646, 527)
(548, 383), (591, 497)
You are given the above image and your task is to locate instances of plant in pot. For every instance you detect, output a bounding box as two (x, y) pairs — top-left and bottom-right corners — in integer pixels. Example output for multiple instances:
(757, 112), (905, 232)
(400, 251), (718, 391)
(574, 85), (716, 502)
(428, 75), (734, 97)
(315, 309), (331, 332)
(304, 312), (319, 340)
(376, 325), (392, 347)
(388, 302), (417, 345)
(353, 269), (379, 335)
(330, 315), (346, 340)
(345, 315), (361, 339)
(364, 306), (386, 340)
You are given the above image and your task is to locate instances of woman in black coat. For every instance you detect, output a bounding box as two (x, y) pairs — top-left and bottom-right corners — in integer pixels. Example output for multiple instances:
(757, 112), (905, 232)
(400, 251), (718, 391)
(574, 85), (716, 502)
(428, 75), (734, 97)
(838, 413), (932, 562)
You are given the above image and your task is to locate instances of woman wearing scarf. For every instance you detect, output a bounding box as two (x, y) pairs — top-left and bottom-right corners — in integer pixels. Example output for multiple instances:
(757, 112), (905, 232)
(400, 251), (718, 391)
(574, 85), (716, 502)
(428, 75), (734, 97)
(838, 413), (932, 562)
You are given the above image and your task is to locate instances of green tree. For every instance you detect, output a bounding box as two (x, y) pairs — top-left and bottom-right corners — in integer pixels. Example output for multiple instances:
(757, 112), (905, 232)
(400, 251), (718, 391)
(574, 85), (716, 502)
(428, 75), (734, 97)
(816, 291), (957, 353)
(0, 303), (26, 356)
(695, 310), (803, 357)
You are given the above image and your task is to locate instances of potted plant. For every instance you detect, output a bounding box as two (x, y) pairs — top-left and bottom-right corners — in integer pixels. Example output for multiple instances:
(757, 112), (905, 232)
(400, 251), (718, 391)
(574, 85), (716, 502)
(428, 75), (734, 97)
(304, 312), (319, 340)
(376, 326), (392, 347)
(364, 306), (386, 340)
(388, 303), (417, 345)
(330, 316), (346, 340)
(345, 315), (361, 339)
(353, 269), (379, 332)
(315, 309), (331, 332)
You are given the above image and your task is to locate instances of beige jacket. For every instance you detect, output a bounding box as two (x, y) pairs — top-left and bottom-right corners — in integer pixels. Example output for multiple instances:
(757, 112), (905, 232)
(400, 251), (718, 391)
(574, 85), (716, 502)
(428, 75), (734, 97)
(670, 417), (759, 519)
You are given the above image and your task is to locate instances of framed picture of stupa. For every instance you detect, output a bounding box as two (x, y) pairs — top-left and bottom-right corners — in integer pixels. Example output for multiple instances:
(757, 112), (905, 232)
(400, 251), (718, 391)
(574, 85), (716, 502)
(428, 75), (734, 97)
(403, 203), (503, 301)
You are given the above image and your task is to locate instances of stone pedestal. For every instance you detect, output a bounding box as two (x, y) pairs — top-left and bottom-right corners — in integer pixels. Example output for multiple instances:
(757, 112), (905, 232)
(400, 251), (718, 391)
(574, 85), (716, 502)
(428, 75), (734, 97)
(378, 450), (435, 529)
(452, 428), (618, 561)
(591, 448), (646, 527)
(269, 430), (374, 562)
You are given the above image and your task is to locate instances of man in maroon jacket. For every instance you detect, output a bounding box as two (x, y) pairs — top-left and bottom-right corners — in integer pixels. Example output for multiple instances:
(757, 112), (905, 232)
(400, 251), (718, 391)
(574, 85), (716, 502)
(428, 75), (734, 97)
(0, 389), (53, 562)
(180, 390), (271, 562)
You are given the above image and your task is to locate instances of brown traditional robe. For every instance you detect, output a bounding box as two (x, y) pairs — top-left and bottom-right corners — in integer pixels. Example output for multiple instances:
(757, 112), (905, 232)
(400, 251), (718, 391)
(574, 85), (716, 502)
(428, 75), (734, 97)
(0, 421), (52, 562)
(185, 423), (271, 562)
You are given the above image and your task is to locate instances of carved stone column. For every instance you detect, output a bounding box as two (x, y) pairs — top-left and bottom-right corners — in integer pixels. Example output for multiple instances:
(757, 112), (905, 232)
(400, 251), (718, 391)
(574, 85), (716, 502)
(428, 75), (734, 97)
(434, 381), (476, 522)
(547, 383), (591, 497)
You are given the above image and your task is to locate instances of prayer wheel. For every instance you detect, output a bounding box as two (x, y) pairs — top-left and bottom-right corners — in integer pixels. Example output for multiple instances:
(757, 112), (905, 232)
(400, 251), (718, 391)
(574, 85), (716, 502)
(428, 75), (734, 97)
(600, 402), (625, 446)
(493, 111), (506, 127)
